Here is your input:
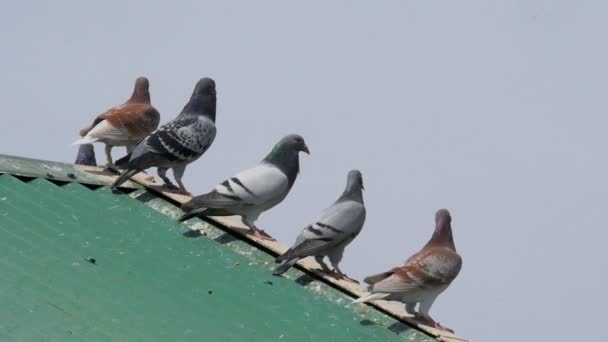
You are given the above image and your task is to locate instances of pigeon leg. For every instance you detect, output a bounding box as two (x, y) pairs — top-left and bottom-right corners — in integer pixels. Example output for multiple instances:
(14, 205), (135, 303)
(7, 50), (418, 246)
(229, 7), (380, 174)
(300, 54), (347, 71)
(172, 165), (192, 196)
(246, 224), (275, 240)
(327, 261), (359, 284)
(104, 144), (114, 167)
(326, 251), (358, 283)
(432, 322), (454, 334)
(251, 228), (275, 241)
(314, 256), (331, 272)
(330, 270), (360, 284)
(414, 296), (454, 333)
(101, 145), (120, 173)
(412, 314), (454, 333)
(405, 302), (417, 316)
(175, 179), (191, 196)
(158, 167), (178, 189)
(242, 217), (275, 241)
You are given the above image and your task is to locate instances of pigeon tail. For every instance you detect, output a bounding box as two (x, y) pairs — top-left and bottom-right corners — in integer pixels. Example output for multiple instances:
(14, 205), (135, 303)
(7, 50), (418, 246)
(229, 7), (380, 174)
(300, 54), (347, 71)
(73, 136), (99, 145)
(111, 168), (139, 190)
(276, 249), (293, 262)
(272, 258), (298, 276)
(352, 292), (389, 304)
(177, 207), (208, 222)
(114, 153), (132, 169)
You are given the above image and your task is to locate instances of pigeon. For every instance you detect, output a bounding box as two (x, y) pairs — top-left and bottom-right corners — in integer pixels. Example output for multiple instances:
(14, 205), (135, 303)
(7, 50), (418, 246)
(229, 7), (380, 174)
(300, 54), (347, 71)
(353, 209), (462, 333)
(178, 134), (310, 240)
(74, 144), (97, 166)
(73, 77), (160, 167)
(273, 170), (366, 282)
(110, 78), (218, 195)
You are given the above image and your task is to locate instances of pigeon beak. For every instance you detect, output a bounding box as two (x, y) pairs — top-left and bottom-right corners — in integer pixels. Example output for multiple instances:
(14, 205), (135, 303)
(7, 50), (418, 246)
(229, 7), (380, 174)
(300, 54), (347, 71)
(301, 144), (310, 154)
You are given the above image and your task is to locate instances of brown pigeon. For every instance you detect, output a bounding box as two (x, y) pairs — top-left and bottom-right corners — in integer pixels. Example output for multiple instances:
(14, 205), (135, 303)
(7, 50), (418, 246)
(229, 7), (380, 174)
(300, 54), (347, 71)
(353, 209), (462, 332)
(73, 77), (160, 167)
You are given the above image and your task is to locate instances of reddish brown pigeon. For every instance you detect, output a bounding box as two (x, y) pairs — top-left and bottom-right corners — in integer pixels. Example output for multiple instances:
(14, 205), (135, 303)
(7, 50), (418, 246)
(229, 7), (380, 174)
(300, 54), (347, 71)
(353, 209), (462, 332)
(73, 77), (160, 167)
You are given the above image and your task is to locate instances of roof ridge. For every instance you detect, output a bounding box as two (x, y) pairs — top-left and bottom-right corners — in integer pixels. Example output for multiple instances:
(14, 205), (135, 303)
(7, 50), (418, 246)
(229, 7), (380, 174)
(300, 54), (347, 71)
(0, 154), (468, 342)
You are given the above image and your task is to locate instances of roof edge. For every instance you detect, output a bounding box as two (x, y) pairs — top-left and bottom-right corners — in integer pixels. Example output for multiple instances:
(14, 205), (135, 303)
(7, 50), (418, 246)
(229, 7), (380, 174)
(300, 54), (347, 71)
(122, 169), (468, 342)
(0, 154), (141, 189)
(0, 154), (468, 342)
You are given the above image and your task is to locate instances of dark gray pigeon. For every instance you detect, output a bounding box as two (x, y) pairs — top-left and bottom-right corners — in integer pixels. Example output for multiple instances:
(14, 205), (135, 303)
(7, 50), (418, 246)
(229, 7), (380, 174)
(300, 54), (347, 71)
(273, 170), (365, 282)
(178, 134), (310, 240)
(111, 78), (217, 195)
(74, 144), (97, 166)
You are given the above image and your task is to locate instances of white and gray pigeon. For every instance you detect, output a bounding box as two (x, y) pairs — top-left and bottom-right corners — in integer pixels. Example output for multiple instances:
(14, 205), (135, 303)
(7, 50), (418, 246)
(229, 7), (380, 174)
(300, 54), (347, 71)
(273, 170), (365, 282)
(178, 134), (310, 240)
(111, 78), (217, 195)
(353, 209), (462, 333)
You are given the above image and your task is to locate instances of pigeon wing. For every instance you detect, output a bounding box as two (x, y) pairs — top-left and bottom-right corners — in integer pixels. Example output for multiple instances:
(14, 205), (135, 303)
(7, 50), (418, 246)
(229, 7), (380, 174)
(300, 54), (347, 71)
(279, 201), (365, 260)
(125, 116), (216, 169)
(184, 163), (289, 211)
(371, 248), (462, 293)
(75, 103), (159, 145)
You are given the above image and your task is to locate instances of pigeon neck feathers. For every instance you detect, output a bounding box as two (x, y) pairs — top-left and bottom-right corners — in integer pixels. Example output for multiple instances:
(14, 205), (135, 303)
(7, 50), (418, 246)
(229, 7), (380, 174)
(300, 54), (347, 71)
(263, 145), (300, 188)
(425, 216), (456, 251)
(128, 77), (151, 104)
(336, 175), (364, 204)
(128, 90), (151, 104)
(179, 93), (216, 122)
(180, 78), (217, 121)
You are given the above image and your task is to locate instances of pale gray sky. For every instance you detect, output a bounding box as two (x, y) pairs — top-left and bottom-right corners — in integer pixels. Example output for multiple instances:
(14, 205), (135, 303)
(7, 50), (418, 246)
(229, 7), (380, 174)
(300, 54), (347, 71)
(1, 1), (607, 341)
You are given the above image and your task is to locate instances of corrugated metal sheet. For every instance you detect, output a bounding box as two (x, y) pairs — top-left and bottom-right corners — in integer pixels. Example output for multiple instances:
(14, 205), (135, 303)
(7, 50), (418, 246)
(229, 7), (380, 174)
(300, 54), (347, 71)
(0, 154), (141, 189)
(0, 171), (438, 342)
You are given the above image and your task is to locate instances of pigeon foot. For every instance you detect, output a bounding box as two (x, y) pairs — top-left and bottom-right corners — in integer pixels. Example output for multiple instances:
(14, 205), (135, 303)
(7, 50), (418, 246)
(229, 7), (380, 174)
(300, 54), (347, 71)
(329, 271), (359, 284)
(249, 229), (275, 241)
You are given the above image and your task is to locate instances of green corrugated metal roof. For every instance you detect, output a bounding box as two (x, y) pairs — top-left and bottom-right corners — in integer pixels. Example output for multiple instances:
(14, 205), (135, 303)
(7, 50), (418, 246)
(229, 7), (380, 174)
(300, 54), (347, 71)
(0, 155), (443, 341)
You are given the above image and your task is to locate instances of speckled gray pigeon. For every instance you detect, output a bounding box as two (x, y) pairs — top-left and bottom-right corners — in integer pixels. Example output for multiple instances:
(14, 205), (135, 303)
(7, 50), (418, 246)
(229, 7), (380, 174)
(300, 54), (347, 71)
(111, 78), (217, 195)
(353, 209), (462, 333)
(273, 170), (365, 282)
(178, 134), (309, 240)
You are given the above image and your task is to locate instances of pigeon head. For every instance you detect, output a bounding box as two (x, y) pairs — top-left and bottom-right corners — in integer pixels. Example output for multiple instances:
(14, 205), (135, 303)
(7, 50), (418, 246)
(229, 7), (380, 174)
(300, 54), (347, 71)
(193, 77), (216, 96)
(347, 169), (364, 191)
(275, 134), (310, 155)
(129, 77), (151, 103)
(263, 134), (309, 187)
(426, 208), (456, 249)
(435, 209), (452, 226)
(265, 134), (310, 160)
(180, 77), (217, 121)
(337, 169), (364, 203)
